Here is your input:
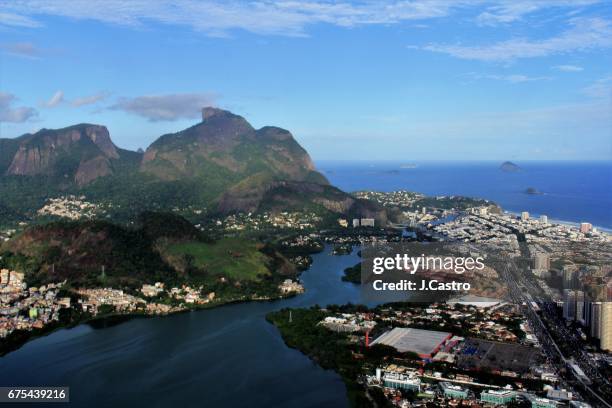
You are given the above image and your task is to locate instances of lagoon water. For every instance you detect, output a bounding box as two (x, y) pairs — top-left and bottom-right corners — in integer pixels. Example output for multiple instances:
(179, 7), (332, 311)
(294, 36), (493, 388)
(318, 161), (612, 229)
(0, 247), (361, 408)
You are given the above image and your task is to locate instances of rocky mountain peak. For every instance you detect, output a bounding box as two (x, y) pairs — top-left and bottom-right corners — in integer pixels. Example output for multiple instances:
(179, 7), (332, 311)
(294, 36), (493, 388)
(202, 106), (232, 121)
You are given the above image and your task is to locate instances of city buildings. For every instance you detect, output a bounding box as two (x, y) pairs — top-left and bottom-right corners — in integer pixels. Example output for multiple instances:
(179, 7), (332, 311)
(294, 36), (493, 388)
(590, 302), (602, 339)
(563, 290), (577, 321)
(600, 302), (612, 351)
(439, 382), (469, 399)
(533, 253), (550, 277)
(480, 389), (516, 405)
(352, 218), (375, 227)
(376, 367), (421, 392)
(370, 327), (452, 359)
(563, 265), (578, 289)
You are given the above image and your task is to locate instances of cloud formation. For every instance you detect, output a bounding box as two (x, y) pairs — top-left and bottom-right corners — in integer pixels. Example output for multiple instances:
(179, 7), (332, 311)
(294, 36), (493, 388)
(583, 76), (612, 98)
(553, 64), (584, 72)
(43, 90), (64, 108)
(469, 73), (551, 83)
(0, 11), (40, 28)
(71, 92), (109, 107)
(0, 1), (603, 37)
(475, 0), (598, 26)
(0, 92), (38, 123)
(422, 17), (612, 61)
(110, 93), (217, 121)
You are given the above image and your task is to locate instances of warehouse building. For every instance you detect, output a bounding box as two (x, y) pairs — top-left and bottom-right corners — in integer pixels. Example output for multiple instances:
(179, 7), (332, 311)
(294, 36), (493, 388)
(370, 327), (452, 359)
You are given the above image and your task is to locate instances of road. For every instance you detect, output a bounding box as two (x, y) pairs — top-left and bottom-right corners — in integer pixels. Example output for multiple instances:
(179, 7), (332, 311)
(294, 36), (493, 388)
(497, 253), (612, 408)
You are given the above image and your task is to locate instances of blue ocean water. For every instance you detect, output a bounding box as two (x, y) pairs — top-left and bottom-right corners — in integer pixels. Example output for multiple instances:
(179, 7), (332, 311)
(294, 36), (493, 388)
(316, 161), (612, 230)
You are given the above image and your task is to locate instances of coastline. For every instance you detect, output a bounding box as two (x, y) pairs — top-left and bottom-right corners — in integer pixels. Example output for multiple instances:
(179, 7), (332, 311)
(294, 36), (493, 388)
(503, 210), (612, 233)
(0, 290), (300, 358)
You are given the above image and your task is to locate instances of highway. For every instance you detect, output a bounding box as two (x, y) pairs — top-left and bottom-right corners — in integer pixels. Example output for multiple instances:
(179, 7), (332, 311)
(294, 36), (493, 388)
(497, 254), (612, 408)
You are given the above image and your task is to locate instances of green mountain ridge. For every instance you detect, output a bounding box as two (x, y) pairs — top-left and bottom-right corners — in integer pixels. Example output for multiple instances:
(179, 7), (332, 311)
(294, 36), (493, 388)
(0, 107), (385, 224)
(0, 212), (296, 289)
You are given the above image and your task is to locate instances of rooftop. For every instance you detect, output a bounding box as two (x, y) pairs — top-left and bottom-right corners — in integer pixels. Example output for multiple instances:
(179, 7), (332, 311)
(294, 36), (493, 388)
(370, 327), (451, 356)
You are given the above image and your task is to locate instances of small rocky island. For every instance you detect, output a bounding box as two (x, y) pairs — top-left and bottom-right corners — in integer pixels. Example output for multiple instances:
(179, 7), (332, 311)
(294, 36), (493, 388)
(525, 187), (542, 195)
(500, 161), (520, 172)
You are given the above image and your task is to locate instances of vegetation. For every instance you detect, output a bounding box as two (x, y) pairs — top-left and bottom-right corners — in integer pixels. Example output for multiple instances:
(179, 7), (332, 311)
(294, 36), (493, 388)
(342, 262), (362, 284)
(0, 212), (296, 290)
(163, 238), (272, 282)
(267, 307), (394, 408)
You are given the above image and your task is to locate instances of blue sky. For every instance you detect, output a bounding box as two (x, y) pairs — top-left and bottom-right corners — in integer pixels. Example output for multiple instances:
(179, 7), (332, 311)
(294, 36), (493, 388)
(0, 1), (611, 160)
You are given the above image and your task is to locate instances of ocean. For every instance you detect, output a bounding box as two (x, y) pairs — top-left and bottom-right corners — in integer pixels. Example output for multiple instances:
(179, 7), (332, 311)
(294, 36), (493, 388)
(316, 161), (612, 230)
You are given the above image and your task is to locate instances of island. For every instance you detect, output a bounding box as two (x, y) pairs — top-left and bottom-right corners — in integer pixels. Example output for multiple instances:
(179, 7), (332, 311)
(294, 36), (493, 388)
(342, 262), (362, 284)
(499, 161), (521, 172)
(525, 187), (542, 195)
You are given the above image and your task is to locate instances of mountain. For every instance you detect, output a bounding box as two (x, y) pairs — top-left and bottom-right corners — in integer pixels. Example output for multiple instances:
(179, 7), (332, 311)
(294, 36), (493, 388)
(3, 124), (141, 186)
(141, 107), (327, 189)
(0, 138), (21, 174)
(500, 161), (520, 172)
(0, 108), (385, 224)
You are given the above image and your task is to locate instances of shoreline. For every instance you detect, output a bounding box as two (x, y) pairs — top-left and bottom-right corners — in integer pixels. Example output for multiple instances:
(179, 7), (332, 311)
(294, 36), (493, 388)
(503, 210), (611, 233)
(0, 290), (299, 358)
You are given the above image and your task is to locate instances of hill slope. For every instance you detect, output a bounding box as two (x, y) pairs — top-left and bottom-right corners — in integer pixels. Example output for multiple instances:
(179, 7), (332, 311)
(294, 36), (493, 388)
(0, 213), (296, 288)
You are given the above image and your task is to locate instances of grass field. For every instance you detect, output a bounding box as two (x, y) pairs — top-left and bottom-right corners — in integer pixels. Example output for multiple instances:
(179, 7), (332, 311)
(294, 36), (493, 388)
(165, 238), (271, 281)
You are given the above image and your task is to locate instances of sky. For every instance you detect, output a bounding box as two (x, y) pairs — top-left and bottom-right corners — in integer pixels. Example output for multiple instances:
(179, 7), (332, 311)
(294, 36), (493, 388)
(0, 0), (611, 161)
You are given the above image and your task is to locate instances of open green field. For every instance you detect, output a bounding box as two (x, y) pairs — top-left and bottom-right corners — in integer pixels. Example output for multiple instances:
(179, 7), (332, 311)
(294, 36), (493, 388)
(165, 238), (271, 281)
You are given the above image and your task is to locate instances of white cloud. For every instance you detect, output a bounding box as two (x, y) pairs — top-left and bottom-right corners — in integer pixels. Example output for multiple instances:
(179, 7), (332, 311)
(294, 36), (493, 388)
(110, 93), (218, 121)
(0, 11), (41, 27)
(468, 73), (551, 82)
(0, 92), (38, 123)
(421, 17), (612, 61)
(0, 0), (459, 36)
(583, 76), (612, 98)
(553, 64), (584, 72)
(0, 1), (602, 37)
(475, 0), (598, 26)
(71, 92), (109, 107)
(43, 90), (64, 108)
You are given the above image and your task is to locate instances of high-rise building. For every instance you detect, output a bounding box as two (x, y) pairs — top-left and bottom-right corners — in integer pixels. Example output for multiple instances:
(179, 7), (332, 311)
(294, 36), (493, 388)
(575, 291), (586, 324)
(590, 302), (602, 339)
(563, 290), (577, 321)
(563, 265), (578, 289)
(521, 211), (529, 221)
(600, 302), (612, 351)
(540, 215), (548, 224)
(533, 253), (550, 271)
(579, 222), (592, 234)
